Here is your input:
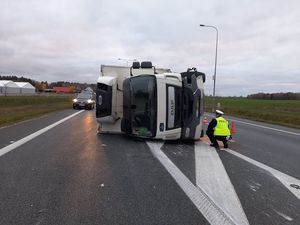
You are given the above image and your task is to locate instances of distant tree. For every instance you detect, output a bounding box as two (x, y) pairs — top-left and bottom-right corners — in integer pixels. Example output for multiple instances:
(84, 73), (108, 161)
(247, 92), (300, 100)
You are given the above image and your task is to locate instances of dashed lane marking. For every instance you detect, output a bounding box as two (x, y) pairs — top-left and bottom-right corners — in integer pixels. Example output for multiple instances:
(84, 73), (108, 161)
(0, 110), (84, 158)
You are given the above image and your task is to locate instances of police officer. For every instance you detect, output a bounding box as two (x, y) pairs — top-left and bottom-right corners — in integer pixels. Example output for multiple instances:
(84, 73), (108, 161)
(206, 110), (231, 148)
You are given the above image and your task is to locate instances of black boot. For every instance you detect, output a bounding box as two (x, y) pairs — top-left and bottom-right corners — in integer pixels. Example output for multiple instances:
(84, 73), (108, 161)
(210, 142), (219, 148)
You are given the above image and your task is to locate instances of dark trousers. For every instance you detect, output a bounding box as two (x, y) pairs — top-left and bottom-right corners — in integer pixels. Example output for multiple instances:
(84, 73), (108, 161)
(206, 131), (228, 148)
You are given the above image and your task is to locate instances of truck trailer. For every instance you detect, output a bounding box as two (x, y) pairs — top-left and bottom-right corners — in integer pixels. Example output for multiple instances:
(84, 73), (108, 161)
(96, 61), (205, 140)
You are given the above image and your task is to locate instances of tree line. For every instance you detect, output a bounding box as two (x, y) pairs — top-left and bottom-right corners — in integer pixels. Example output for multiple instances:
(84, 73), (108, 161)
(247, 92), (300, 100)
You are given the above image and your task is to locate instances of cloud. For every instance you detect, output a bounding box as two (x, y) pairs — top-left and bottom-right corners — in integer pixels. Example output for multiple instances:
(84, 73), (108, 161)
(0, 0), (300, 95)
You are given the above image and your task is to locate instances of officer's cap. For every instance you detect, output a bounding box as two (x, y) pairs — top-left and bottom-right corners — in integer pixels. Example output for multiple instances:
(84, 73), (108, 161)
(216, 110), (224, 115)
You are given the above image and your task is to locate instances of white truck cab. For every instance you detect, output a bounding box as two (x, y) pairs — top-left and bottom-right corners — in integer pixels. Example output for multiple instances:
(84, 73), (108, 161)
(96, 61), (205, 140)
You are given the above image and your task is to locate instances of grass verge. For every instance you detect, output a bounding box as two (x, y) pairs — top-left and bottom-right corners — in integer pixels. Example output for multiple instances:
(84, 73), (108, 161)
(0, 95), (75, 127)
(205, 97), (300, 129)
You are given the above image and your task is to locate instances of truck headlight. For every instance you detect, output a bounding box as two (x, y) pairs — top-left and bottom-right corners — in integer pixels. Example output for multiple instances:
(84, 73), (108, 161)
(73, 99), (78, 102)
(87, 99), (92, 103)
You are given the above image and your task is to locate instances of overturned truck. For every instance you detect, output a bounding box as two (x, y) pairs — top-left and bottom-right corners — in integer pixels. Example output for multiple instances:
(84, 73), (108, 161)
(96, 61), (205, 140)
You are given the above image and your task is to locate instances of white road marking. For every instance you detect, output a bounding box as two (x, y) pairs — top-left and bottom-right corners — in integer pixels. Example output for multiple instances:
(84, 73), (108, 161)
(274, 210), (294, 222)
(205, 113), (300, 136)
(226, 149), (300, 200)
(195, 142), (250, 225)
(231, 119), (300, 136)
(0, 110), (84, 157)
(146, 141), (246, 225)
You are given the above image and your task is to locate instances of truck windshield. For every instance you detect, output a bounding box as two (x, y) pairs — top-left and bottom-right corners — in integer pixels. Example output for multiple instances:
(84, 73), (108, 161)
(130, 75), (157, 137)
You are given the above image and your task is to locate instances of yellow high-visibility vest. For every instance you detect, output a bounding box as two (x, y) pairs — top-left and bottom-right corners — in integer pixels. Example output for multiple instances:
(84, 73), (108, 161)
(214, 117), (231, 136)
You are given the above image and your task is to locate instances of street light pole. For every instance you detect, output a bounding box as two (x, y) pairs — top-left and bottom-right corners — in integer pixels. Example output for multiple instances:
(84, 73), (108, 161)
(200, 24), (219, 112)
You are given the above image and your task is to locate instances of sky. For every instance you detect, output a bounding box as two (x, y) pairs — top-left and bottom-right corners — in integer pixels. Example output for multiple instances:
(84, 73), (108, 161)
(0, 0), (300, 96)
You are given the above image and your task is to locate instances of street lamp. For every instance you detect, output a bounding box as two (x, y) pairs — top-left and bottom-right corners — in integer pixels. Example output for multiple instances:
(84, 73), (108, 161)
(117, 58), (137, 67)
(199, 24), (219, 112)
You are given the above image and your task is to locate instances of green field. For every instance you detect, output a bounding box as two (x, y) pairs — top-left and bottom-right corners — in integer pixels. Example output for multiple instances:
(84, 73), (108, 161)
(0, 95), (75, 127)
(205, 97), (300, 129)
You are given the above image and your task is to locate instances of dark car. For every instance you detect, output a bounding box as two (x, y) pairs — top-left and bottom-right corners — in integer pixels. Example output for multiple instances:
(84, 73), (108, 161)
(73, 92), (95, 110)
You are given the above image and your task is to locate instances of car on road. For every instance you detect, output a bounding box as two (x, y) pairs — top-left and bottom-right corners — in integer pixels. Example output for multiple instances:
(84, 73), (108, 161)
(73, 92), (95, 110)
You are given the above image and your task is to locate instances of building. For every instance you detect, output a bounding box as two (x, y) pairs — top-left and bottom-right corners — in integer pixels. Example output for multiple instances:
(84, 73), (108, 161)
(0, 80), (20, 95)
(15, 82), (36, 94)
(53, 86), (74, 93)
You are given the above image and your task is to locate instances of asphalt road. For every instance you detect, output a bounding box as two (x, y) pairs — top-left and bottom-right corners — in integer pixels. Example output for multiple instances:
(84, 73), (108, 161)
(205, 113), (300, 179)
(0, 110), (299, 225)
